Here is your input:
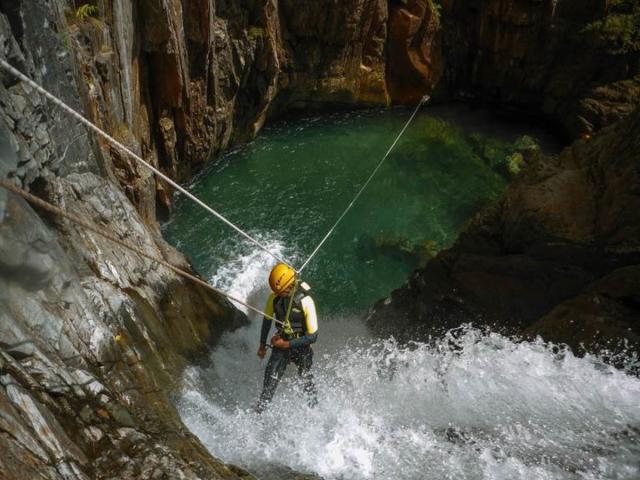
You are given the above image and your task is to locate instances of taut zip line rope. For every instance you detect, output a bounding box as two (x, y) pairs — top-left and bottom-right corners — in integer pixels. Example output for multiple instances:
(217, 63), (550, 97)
(1, 59), (429, 285)
(0, 178), (283, 325)
(0, 59), (291, 269)
(297, 94), (430, 272)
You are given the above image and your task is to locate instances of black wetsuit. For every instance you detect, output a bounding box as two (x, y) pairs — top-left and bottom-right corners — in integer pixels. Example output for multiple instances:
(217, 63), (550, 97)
(257, 292), (318, 412)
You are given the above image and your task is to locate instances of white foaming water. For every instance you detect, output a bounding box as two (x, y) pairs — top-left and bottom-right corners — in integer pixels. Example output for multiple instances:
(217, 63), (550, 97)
(178, 246), (640, 480)
(209, 237), (292, 314)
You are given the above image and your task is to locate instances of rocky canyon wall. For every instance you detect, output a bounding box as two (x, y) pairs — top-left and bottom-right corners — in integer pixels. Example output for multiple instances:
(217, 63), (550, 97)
(1, 0), (639, 478)
(0, 2), (251, 479)
(13, 0), (635, 219)
(384, 0), (640, 138)
(60, 0), (393, 216)
(439, 0), (640, 138)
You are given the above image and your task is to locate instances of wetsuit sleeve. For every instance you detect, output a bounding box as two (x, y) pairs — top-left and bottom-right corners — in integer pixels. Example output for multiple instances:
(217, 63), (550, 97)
(289, 296), (318, 349)
(260, 294), (276, 345)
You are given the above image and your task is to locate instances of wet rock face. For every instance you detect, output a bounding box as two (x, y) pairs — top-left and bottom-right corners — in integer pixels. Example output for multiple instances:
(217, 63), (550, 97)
(0, 3), (249, 478)
(368, 108), (640, 354)
(274, 0), (390, 108)
(386, 0), (444, 104)
(0, 174), (248, 480)
(439, 0), (640, 137)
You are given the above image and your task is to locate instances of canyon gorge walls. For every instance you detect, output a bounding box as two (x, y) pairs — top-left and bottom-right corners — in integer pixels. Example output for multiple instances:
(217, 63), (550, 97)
(1, 0), (639, 477)
(1, 2), (250, 478)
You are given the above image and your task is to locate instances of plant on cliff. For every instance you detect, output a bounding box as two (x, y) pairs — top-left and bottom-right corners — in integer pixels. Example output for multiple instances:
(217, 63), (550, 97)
(583, 0), (640, 51)
(427, 0), (442, 26)
(248, 26), (266, 40)
(75, 3), (98, 21)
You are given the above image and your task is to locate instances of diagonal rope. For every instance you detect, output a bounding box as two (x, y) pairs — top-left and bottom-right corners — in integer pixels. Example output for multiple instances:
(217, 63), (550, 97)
(0, 59), (290, 268)
(297, 95), (431, 272)
(0, 178), (282, 325)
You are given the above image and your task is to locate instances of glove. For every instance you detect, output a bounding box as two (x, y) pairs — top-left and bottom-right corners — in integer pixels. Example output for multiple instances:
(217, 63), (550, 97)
(271, 335), (290, 349)
(257, 344), (267, 359)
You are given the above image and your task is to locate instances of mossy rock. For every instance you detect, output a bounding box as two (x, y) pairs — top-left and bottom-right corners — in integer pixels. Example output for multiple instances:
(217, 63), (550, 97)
(358, 233), (438, 267)
(514, 135), (540, 152)
(506, 152), (525, 176)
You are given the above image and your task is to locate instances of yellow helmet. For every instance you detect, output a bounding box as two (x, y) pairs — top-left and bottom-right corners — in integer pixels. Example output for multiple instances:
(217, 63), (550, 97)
(268, 263), (296, 294)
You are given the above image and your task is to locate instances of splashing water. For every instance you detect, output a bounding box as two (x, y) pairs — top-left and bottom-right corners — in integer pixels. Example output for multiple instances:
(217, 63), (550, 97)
(177, 238), (640, 480)
(208, 237), (293, 313)
(179, 318), (640, 480)
(166, 108), (638, 478)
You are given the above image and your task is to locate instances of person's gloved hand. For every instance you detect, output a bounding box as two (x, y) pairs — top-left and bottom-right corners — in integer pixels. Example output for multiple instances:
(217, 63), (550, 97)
(257, 344), (267, 359)
(271, 335), (290, 349)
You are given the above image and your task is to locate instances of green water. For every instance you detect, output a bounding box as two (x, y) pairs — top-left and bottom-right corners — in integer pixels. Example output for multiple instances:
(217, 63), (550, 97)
(163, 106), (555, 316)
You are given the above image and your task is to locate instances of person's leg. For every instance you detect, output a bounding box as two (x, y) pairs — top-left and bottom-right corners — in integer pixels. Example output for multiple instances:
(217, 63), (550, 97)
(295, 349), (318, 407)
(256, 348), (288, 413)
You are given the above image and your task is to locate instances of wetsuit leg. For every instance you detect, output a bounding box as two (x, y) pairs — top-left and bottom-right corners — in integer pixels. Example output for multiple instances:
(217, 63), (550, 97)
(294, 348), (317, 408)
(256, 348), (288, 413)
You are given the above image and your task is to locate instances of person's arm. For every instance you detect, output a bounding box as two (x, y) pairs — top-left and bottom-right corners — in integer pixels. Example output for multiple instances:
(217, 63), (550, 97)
(260, 293), (276, 345)
(258, 294), (276, 358)
(289, 296), (318, 348)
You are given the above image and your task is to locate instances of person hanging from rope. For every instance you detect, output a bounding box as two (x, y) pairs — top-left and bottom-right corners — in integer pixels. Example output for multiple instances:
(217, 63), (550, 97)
(255, 263), (318, 413)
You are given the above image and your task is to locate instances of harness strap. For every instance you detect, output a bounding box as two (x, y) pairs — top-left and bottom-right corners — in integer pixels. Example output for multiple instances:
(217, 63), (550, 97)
(282, 278), (299, 336)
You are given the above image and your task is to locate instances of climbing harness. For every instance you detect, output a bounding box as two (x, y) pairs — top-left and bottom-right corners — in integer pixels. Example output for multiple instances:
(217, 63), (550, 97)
(0, 178), (282, 325)
(0, 59), (291, 269)
(297, 95), (430, 272)
(281, 277), (299, 336)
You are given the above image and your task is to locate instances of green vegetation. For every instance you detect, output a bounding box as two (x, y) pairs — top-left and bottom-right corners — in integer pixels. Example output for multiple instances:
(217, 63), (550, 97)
(59, 30), (72, 52)
(410, 117), (539, 181)
(248, 26), (265, 40)
(64, 2), (99, 26)
(427, 0), (442, 26)
(583, 0), (640, 51)
(357, 234), (438, 269)
(75, 4), (99, 21)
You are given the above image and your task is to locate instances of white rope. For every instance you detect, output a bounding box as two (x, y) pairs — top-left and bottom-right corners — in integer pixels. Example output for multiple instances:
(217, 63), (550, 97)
(0, 59), (290, 267)
(298, 95), (430, 272)
(0, 178), (284, 325)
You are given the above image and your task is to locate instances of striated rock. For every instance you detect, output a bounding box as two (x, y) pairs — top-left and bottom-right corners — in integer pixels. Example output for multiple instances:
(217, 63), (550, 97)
(3, 380), (88, 465)
(1, 3), (251, 478)
(439, 0), (640, 137)
(0, 171), (250, 479)
(368, 108), (640, 355)
(387, 0), (444, 104)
